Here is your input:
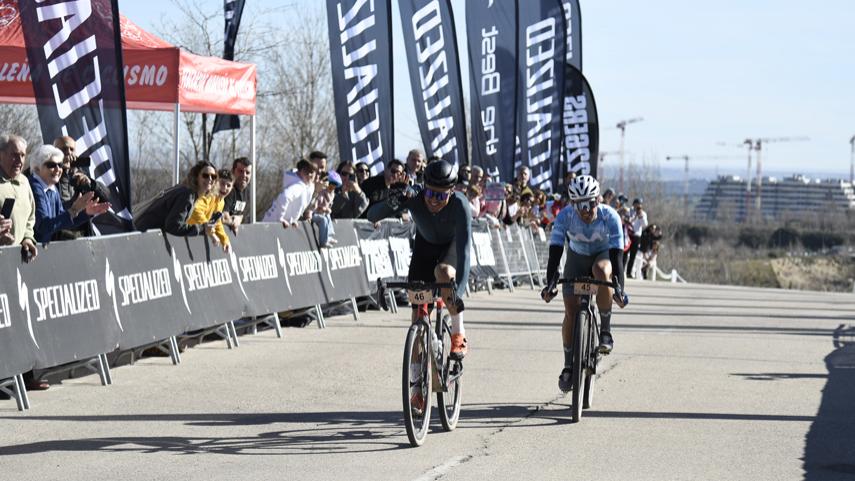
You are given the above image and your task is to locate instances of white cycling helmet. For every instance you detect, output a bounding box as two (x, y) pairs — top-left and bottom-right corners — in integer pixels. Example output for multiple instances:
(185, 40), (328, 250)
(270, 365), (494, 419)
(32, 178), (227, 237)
(567, 175), (600, 201)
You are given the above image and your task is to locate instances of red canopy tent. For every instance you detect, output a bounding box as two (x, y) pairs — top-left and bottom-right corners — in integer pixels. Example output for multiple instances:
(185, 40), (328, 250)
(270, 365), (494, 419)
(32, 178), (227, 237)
(0, 3), (259, 215)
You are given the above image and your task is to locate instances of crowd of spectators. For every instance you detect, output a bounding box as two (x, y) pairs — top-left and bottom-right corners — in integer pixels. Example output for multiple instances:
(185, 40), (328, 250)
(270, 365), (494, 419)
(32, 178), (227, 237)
(1, 134), (668, 388)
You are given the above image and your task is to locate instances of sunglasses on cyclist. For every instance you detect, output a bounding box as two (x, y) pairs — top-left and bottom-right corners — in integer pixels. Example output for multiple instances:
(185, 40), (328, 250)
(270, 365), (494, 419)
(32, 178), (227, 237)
(574, 198), (598, 213)
(424, 188), (451, 202)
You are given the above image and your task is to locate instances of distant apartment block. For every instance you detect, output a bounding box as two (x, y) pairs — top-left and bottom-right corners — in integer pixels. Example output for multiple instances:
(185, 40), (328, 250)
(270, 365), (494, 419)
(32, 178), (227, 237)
(694, 175), (855, 220)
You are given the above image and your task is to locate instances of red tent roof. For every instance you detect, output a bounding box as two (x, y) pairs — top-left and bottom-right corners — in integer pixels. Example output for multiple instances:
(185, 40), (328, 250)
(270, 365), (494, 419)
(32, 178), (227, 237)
(0, 1), (256, 115)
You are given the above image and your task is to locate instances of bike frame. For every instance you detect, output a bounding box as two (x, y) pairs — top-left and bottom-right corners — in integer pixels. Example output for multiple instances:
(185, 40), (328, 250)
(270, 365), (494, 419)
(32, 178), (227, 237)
(379, 280), (463, 391)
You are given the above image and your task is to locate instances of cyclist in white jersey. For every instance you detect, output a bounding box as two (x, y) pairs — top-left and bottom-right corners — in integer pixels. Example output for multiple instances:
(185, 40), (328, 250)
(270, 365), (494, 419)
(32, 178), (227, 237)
(541, 175), (629, 392)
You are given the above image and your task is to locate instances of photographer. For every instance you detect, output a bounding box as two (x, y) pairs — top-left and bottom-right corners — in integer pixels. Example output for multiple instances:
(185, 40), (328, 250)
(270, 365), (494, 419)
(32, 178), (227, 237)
(53, 136), (110, 240)
(331, 161), (369, 219)
(29, 145), (110, 244)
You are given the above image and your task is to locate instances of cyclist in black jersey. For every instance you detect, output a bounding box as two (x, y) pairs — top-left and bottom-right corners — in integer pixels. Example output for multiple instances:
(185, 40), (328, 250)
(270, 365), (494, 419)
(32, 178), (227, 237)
(367, 160), (471, 359)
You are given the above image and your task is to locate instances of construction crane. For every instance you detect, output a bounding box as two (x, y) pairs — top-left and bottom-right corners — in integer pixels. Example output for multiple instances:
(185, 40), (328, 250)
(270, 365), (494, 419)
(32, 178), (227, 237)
(717, 136), (809, 218)
(849, 134), (855, 184)
(750, 136), (810, 214)
(715, 140), (755, 188)
(665, 154), (740, 216)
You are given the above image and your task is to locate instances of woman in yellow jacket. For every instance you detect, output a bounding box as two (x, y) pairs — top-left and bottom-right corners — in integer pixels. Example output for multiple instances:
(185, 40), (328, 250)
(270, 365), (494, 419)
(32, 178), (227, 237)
(188, 168), (234, 252)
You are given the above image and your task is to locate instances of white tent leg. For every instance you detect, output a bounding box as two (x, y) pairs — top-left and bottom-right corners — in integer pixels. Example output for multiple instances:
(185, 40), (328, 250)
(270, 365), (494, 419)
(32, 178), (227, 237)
(250, 114), (256, 223)
(173, 103), (181, 184)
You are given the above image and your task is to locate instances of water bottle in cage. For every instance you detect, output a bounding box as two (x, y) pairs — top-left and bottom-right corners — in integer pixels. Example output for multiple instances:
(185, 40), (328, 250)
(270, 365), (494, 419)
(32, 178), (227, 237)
(431, 329), (442, 359)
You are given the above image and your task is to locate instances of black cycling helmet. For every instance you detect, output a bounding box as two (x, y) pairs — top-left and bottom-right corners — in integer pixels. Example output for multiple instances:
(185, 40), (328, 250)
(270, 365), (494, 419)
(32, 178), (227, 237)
(423, 159), (457, 188)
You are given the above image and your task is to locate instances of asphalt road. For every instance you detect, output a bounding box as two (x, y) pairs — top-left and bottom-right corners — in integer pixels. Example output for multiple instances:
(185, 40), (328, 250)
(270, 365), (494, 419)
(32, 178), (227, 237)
(1, 280), (853, 481)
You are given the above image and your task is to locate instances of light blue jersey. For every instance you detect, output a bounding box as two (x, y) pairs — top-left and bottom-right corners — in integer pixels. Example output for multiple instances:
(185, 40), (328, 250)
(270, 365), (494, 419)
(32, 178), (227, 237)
(549, 204), (624, 256)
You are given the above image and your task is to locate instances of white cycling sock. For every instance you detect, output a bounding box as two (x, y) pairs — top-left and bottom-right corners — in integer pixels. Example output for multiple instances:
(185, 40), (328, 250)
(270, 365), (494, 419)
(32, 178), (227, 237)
(451, 313), (465, 336)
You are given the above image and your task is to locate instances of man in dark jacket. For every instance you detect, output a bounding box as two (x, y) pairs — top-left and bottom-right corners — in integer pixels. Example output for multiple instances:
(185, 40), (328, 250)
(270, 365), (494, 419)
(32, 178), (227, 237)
(359, 158), (407, 218)
(223, 156), (252, 233)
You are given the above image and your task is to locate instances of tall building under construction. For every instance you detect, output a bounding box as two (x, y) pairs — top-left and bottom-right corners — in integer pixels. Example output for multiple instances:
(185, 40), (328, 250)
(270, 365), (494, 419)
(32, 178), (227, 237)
(694, 175), (855, 221)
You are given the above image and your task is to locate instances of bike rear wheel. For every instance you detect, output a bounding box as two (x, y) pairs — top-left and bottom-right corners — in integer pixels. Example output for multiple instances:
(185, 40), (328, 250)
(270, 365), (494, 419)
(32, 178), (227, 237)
(583, 312), (600, 409)
(437, 313), (462, 431)
(402, 321), (432, 447)
(571, 310), (588, 423)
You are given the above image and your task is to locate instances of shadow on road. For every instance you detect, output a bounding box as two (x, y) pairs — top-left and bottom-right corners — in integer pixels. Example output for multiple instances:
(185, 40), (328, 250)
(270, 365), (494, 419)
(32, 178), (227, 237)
(803, 324), (855, 480)
(0, 405), (562, 456)
(0, 410), (413, 456)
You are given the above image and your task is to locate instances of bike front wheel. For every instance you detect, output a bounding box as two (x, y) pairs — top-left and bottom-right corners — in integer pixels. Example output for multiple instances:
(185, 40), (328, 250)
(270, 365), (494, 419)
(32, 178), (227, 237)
(402, 321), (432, 447)
(571, 310), (588, 423)
(437, 314), (462, 431)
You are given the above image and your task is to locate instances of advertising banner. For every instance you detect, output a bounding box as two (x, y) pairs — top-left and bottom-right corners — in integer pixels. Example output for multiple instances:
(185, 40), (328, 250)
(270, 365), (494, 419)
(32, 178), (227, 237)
(398, 0), (468, 166)
(326, 0), (394, 174)
(212, 0), (247, 134)
(563, 65), (599, 179)
(466, 0), (517, 182)
(515, 0), (566, 192)
(18, 0), (133, 231)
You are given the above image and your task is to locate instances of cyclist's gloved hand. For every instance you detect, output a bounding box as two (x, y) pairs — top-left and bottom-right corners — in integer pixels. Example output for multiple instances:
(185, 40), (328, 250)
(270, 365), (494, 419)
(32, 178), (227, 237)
(540, 278), (558, 303)
(387, 183), (416, 210)
(612, 277), (629, 308)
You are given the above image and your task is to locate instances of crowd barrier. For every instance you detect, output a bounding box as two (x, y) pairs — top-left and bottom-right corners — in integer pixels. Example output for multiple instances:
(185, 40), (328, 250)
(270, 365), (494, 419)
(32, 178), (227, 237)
(0, 218), (554, 410)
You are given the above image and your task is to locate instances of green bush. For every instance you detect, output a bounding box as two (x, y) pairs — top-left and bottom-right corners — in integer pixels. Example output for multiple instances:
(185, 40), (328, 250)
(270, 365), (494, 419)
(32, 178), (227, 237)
(801, 231), (845, 251)
(738, 228), (767, 249)
(768, 227), (801, 249)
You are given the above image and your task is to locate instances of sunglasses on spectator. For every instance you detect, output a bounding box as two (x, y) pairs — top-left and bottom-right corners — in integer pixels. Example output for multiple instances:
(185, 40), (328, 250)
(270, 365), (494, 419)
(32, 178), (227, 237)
(42, 161), (62, 170)
(357, 168), (369, 174)
(425, 188), (451, 202)
(201, 172), (218, 180)
(574, 198), (598, 213)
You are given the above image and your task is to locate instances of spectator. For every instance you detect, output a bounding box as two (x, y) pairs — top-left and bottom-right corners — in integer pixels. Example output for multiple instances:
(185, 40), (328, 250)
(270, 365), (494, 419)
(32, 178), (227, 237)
(0, 134), (38, 259)
(470, 165), (485, 189)
(505, 188), (533, 226)
(454, 178), (468, 194)
(513, 166), (531, 195)
(459, 164), (472, 185)
(309, 151), (328, 175)
(28, 145), (110, 244)
(223, 157), (252, 234)
(405, 149), (426, 185)
(602, 188), (616, 207)
(354, 162), (371, 185)
(1, 134), (40, 391)
(135, 161), (218, 237)
(313, 171), (339, 247)
(466, 185), (482, 217)
(331, 161), (368, 219)
(262, 159), (318, 227)
(616, 193), (628, 210)
(627, 197), (648, 278)
(640, 224), (663, 280)
(360, 158), (407, 217)
(481, 182), (508, 227)
(52, 136), (110, 240)
(187, 168), (233, 252)
(617, 206), (634, 268)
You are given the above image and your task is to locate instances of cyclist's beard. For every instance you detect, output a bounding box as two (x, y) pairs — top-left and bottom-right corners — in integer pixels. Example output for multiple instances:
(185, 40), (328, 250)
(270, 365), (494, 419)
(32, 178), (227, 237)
(579, 208), (596, 224)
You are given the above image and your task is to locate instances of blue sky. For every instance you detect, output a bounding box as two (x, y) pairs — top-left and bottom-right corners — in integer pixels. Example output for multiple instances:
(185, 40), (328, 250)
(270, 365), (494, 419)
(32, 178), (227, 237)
(119, 0), (855, 179)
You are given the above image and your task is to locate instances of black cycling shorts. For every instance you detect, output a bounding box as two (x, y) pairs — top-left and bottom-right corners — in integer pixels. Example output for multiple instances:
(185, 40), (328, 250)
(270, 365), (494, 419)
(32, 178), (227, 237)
(562, 249), (609, 296)
(407, 233), (457, 285)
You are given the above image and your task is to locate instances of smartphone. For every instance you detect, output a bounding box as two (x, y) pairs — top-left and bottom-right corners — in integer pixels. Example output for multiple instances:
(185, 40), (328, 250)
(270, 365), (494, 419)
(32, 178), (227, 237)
(208, 211), (223, 225)
(1, 198), (14, 218)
